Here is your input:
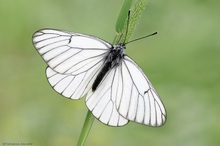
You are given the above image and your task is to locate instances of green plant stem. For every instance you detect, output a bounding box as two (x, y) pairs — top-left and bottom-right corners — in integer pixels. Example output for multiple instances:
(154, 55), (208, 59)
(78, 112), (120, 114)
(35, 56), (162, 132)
(77, 111), (95, 146)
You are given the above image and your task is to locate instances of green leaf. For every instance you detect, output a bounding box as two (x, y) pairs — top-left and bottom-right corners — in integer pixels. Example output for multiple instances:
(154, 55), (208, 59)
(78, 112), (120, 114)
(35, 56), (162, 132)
(114, 0), (148, 44)
(115, 0), (134, 34)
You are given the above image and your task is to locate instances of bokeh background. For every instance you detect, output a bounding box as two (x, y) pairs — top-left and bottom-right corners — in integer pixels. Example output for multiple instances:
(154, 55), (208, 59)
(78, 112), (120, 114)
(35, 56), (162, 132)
(0, 0), (219, 146)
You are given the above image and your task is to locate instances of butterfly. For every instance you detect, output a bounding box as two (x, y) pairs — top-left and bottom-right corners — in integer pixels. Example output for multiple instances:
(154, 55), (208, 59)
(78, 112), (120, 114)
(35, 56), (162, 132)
(32, 28), (166, 127)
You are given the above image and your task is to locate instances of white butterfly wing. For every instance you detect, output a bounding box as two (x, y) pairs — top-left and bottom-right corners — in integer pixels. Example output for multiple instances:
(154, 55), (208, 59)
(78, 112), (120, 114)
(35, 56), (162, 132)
(32, 29), (112, 75)
(33, 29), (111, 99)
(116, 56), (166, 126)
(86, 66), (128, 126)
(46, 65), (101, 99)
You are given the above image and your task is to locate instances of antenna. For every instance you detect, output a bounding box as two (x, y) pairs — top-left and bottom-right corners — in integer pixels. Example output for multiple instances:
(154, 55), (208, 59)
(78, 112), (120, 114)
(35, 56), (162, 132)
(117, 10), (157, 45)
(125, 32), (158, 45)
(124, 10), (131, 44)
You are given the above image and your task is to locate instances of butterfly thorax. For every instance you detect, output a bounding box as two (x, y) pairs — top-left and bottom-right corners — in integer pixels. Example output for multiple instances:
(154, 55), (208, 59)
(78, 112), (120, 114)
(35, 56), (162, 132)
(92, 43), (125, 91)
(109, 43), (125, 67)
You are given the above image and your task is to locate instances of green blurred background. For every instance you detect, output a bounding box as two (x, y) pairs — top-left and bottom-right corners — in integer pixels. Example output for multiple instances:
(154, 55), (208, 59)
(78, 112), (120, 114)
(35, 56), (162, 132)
(0, 0), (219, 146)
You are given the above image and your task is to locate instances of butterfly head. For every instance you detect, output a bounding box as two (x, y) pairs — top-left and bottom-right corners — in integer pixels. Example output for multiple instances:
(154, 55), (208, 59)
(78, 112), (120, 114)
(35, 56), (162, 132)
(113, 43), (126, 57)
(117, 42), (126, 49)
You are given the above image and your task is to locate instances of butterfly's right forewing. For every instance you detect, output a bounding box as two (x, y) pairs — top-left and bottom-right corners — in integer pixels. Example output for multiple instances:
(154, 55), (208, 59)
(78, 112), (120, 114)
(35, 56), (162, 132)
(115, 56), (166, 126)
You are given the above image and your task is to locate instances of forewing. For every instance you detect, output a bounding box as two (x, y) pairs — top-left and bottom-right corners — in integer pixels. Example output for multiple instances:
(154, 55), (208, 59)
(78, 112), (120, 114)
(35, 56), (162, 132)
(86, 66), (128, 126)
(33, 29), (112, 75)
(116, 56), (166, 126)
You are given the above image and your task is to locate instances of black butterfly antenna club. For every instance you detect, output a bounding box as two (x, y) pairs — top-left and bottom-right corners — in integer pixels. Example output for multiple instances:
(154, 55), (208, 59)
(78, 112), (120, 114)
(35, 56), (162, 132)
(122, 10), (158, 45)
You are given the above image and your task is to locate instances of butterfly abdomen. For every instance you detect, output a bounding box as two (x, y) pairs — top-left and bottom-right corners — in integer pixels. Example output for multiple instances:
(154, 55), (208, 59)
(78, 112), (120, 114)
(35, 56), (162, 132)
(92, 61), (112, 91)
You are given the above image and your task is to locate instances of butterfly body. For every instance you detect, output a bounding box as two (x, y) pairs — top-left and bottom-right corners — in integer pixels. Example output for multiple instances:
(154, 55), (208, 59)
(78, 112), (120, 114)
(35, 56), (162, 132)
(92, 43), (125, 91)
(33, 29), (166, 127)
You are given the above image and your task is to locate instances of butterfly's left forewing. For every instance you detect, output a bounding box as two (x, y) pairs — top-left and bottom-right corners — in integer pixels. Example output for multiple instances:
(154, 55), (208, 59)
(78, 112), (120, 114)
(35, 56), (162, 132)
(33, 29), (112, 100)
(33, 29), (112, 75)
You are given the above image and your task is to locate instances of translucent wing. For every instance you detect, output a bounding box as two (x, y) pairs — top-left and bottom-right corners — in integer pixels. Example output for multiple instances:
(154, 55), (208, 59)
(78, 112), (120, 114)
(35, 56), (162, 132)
(86, 67), (128, 126)
(32, 29), (112, 75)
(115, 56), (166, 126)
(33, 29), (112, 99)
(46, 65), (101, 99)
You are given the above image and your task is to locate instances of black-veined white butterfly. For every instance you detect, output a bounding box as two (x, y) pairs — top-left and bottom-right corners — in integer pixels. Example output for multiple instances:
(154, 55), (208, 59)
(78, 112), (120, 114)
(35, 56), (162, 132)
(32, 28), (166, 127)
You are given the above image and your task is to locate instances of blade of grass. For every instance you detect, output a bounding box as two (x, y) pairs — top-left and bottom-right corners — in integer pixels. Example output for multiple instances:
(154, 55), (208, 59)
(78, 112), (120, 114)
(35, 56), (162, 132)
(77, 111), (94, 146)
(115, 0), (134, 34)
(114, 0), (148, 44)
